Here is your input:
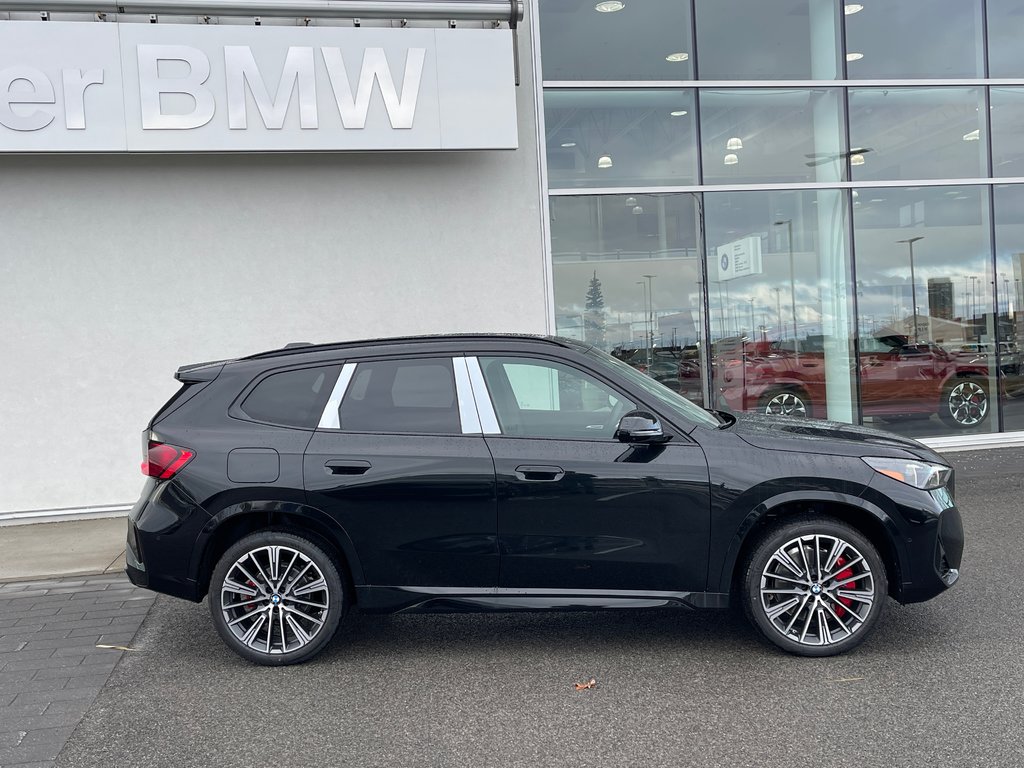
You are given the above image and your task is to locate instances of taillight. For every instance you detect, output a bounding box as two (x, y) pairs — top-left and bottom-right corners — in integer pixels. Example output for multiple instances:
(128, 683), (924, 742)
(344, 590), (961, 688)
(141, 441), (195, 479)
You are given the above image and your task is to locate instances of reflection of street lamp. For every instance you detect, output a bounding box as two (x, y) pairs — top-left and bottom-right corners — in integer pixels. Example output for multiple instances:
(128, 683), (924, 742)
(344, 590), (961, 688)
(897, 236), (923, 343)
(635, 281), (647, 350)
(771, 286), (782, 338)
(747, 297), (755, 337)
(642, 274), (656, 363)
(970, 275), (979, 340)
(773, 220), (798, 352)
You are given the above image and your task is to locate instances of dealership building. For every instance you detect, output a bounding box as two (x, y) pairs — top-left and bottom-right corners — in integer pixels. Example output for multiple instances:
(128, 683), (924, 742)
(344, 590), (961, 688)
(2, 0), (1024, 522)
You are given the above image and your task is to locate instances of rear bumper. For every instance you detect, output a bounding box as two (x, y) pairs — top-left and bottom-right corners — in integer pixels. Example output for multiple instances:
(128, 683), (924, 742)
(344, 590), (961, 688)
(125, 478), (209, 602)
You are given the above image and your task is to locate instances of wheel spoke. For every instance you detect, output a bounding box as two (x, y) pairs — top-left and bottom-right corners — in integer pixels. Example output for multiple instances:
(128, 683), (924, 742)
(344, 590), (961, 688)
(764, 572), (810, 587)
(222, 579), (258, 598)
(772, 550), (806, 579)
(783, 594), (812, 634)
(286, 614), (313, 645)
(285, 606), (325, 628)
(765, 596), (802, 620)
(269, 546), (281, 583)
(240, 612), (268, 648)
(233, 563), (264, 592)
(836, 589), (874, 606)
(291, 577), (328, 598)
(285, 596), (329, 610)
(248, 551), (274, 588)
(820, 599), (854, 636)
(822, 554), (864, 582)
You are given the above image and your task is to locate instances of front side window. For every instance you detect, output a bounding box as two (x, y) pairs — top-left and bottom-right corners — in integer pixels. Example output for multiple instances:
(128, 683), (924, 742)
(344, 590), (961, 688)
(479, 357), (635, 440)
(339, 358), (460, 434)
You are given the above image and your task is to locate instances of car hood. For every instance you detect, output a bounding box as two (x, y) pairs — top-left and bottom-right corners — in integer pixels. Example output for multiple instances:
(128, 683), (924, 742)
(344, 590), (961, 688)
(728, 413), (943, 462)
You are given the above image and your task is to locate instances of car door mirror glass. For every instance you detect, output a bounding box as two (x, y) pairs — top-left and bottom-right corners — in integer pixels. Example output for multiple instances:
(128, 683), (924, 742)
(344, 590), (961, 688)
(614, 410), (669, 443)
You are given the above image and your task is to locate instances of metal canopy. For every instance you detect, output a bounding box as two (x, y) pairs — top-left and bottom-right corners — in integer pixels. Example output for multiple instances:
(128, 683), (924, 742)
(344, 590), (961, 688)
(0, 0), (522, 21)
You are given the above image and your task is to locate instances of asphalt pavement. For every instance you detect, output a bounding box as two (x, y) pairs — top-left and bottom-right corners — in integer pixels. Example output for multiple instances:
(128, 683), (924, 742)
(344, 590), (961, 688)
(39, 448), (1024, 768)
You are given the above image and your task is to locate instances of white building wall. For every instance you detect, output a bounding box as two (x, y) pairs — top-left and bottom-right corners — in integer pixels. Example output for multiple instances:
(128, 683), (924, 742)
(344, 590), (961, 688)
(0, 22), (546, 515)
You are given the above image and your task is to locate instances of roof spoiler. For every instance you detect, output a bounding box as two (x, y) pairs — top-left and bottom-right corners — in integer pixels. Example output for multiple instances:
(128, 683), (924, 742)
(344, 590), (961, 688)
(175, 360), (229, 383)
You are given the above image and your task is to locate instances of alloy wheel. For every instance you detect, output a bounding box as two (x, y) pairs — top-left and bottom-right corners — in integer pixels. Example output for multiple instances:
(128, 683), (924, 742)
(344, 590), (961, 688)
(764, 391), (808, 417)
(947, 380), (987, 426)
(759, 534), (875, 648)
(220, 545), (330, 655)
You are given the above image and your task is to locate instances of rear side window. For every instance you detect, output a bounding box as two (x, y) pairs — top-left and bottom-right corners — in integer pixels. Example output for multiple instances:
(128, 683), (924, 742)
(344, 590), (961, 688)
(240, 366), (338, 428)
(339, 358), (460, 434)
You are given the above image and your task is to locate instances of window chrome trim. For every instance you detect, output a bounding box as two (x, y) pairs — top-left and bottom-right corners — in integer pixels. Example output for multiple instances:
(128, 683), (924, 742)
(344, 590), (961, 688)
(464, 357), (501, 435)
(317, 362), (356, 430)
(452, 357), (482, 434)
(543, 79), (1024, 88)
(547, 177), (1024, 196)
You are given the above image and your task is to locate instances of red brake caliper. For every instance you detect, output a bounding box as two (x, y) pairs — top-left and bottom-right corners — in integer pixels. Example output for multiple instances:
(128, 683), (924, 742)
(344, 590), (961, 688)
(833, 556), (854, 618)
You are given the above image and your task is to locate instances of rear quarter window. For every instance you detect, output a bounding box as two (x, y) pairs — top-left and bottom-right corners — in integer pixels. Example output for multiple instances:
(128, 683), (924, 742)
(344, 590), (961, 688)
(240, 366), (339, 428)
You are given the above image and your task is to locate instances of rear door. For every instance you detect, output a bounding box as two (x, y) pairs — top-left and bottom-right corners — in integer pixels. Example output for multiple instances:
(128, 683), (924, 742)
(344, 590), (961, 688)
(303, 355), (497, 588)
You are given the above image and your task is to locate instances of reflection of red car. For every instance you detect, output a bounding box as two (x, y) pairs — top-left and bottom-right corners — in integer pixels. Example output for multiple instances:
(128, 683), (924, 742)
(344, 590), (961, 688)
(716, 334), (990, 428)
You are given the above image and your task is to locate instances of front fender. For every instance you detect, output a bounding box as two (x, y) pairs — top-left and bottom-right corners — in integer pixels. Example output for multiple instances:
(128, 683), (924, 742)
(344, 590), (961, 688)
(713, 489), (908, 596)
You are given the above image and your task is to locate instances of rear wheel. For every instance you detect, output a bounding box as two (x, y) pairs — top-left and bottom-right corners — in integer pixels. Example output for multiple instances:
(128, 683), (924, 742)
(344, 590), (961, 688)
(939, 376), (989, 428)
(741, 518), (887, 656)
(209, 531), (345, 666)
(759, 388), (811, 418)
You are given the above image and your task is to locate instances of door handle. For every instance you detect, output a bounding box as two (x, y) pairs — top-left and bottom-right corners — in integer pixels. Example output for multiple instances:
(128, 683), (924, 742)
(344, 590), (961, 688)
(325, 460), (371, 475)
(515, 465), (565, 482)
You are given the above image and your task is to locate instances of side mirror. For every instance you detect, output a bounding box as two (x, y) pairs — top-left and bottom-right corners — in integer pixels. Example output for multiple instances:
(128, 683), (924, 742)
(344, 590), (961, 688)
(614, 410), (670, 443)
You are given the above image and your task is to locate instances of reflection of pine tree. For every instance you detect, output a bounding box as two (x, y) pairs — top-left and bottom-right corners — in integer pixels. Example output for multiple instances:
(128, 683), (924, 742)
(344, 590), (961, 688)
(584, 271), (607, 348)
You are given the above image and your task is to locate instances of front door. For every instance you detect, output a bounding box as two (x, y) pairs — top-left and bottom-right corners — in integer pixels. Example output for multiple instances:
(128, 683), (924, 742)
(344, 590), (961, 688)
(471, 354), (711, 593)
(303, 356), (497, 588)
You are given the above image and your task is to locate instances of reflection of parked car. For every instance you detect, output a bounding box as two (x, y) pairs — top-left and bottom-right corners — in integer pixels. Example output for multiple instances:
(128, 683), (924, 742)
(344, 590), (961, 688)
(717, 333), (990, 428)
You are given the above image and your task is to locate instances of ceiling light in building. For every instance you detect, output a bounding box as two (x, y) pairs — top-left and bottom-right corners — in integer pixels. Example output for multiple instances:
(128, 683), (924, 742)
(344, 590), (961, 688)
(844, 4), (864, 15)
(850, 153), (866, 165)
(726, 137), (744, 151)
(670, 110), (688, 117)
(852, 190), (859, 198)
(954, 195), (970, 200)
(625, 196), (638, 205)
(632, 205), (644, 215)
(870, 198), (885, 203)
(963, 129), (980, 141)
(597, 154), (613, 169)
(724, 153), (739, 165)
(665, 52), (689, 62)
(846, 52), (864, 62)
(560, 141), (577, 148)
(594, 0), (625, 12)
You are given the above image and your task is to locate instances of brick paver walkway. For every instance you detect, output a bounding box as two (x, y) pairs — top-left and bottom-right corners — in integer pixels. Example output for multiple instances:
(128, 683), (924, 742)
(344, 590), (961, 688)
(0, 574), (154, 767)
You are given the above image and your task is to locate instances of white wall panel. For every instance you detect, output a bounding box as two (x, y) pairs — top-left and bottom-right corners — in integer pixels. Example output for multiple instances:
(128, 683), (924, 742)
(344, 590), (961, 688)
(0, 20), (544, 514)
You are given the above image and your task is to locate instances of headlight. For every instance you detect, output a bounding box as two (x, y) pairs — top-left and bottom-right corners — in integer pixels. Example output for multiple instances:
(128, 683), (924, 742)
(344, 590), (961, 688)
(862, 457), (952, 490)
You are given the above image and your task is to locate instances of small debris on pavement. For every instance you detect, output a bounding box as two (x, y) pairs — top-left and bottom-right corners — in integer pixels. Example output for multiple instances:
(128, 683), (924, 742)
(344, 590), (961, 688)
(825, 676), (865, 683)
(96, 644), (137, 651)
(574, 678), (597, 691)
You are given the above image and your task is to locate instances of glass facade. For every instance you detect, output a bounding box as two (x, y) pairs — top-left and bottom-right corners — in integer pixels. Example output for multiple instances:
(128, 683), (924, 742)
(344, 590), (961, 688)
(538, 0), (1024, 439)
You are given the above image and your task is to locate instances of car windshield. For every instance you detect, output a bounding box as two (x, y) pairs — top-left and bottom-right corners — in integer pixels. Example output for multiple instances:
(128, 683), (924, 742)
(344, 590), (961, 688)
(583, 347), (721, 430)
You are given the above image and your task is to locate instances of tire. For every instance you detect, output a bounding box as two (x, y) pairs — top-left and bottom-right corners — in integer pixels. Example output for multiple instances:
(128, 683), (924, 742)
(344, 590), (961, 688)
(939, 376), (989, 428)
(209, 530), (346, 666)
(759, 388), (812, 419)
(741, 517), (887, 657)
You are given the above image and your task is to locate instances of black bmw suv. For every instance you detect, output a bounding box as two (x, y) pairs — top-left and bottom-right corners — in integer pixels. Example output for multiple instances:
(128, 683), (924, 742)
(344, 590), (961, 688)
(126, 335), (963, 665)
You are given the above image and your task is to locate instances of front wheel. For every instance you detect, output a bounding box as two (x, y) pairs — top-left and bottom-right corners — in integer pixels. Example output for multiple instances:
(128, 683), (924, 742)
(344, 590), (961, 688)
(939, 376), (989, 428)
(741, 518), (887, 656)
(209, 531), (345, 666)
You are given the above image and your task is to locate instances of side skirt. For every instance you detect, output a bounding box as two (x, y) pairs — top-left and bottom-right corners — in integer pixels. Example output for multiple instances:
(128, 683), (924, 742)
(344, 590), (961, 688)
(355, 586), (730, 613)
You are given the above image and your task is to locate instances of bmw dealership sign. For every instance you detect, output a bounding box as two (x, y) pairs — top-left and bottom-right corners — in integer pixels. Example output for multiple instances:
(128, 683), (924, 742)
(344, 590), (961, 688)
(0, 21), (518, 152)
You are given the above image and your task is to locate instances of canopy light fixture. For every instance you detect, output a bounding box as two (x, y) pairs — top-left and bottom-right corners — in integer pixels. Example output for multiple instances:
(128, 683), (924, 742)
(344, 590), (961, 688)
(632, 205), (644, 215)
(726, 137), (743, 151)
(850, 153), (866, 166)
(624, 196), (638, 206)
(560, 141), (577, 148)
(670, 110), (688, 117)
(724, 153), (738, 165)
(846, 52), (864, 62)
(844, 3), (864, 14)
(963, 129), (980, 141)
(665, 52), (689, 62)
(594, 0), (624, 12)
(597, 154), (613, 169)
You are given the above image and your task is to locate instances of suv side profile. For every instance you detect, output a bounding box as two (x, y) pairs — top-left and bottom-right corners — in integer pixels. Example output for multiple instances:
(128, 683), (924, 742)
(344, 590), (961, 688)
(127, 335), (962, 665)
